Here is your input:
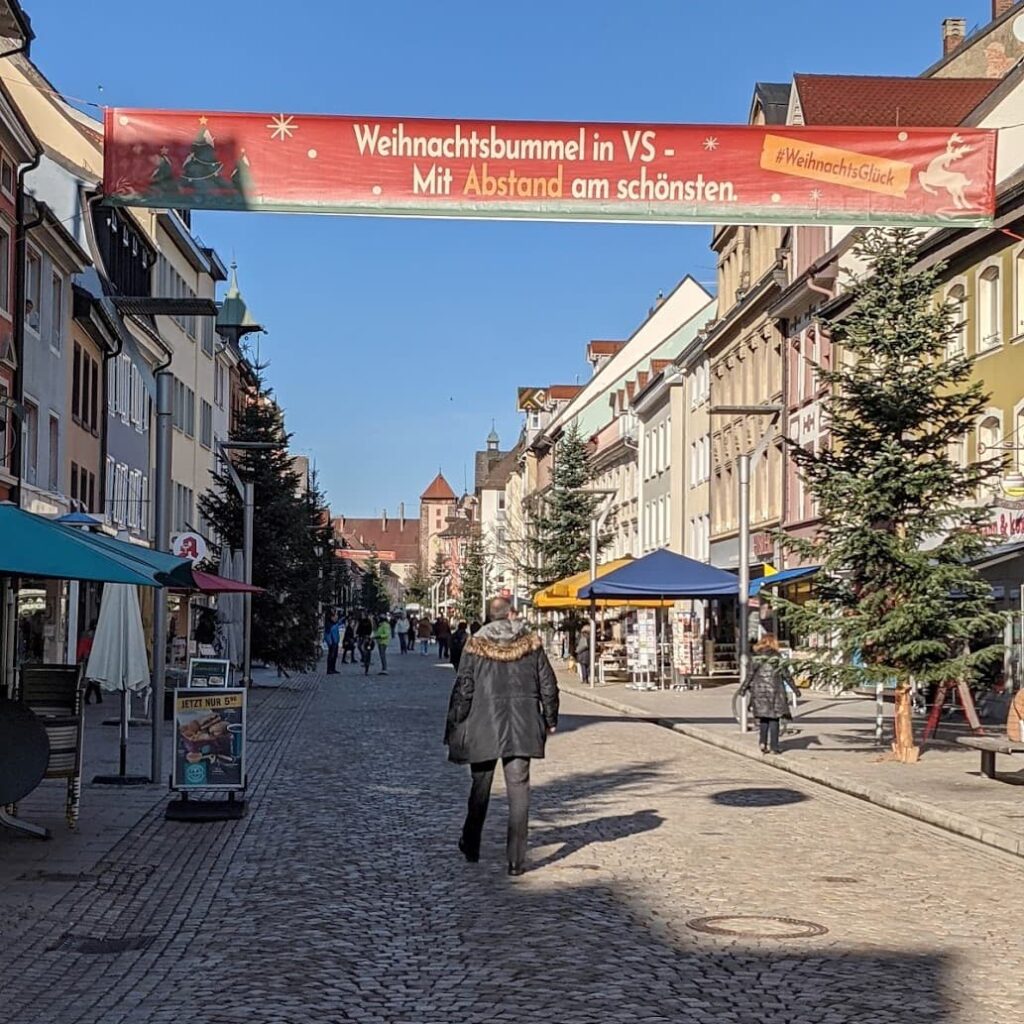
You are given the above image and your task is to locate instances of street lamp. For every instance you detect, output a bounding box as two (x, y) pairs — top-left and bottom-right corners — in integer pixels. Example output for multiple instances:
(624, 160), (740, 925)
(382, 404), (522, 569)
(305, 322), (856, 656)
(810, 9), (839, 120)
(709, 404), (782, 728)
(219, 440), (280, 688)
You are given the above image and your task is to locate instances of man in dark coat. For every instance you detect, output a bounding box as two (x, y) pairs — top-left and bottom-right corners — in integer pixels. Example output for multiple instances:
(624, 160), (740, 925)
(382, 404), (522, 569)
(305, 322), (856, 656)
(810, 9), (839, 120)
(444, 597), (559, 876)
(449, 621), (469, 670)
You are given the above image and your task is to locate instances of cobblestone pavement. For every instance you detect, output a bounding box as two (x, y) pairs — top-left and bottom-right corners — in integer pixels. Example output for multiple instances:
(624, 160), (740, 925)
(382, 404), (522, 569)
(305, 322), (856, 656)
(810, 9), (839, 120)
(2, 645), (1023, 1023)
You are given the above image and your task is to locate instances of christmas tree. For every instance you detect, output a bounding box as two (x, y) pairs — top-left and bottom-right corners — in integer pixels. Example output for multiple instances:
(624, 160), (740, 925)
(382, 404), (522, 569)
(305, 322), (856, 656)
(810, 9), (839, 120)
(180, 126), (231, 195)
(777, 229), (1005, 757)
(359, 554), (391, 616)
(533, 422), (605, 587)
(458, 531), (485, 622)
(198, 366), (330, 673)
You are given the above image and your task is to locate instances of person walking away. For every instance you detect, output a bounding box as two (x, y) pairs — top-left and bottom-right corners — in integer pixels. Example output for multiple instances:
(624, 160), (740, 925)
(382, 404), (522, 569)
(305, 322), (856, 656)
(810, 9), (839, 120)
(449, 621), (469, 670)
(324, 614), (341, 674)
(737, 632), (793, 755)
(444, 597), (559, 876)
(469, 620), (481, 636)
(79, 621), (101, 704)
(375, 616), (392, 675)
(417, 616), (432, 655)
(435, 616), (451, 660)
(359, 633), (376, 675)
(396, 613), (410, 654)
(341, 621), (356, 664)
(575, 630), (591, 685)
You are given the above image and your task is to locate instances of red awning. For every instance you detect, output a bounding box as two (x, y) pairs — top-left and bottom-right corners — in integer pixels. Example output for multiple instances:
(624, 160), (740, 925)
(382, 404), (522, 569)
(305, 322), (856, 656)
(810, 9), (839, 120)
(188, 570), (263, 594)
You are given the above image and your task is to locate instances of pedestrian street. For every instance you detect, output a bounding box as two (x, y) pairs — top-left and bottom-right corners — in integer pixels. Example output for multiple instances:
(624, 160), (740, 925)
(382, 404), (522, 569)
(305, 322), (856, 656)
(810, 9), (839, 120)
(2, 644), (1022, 1024)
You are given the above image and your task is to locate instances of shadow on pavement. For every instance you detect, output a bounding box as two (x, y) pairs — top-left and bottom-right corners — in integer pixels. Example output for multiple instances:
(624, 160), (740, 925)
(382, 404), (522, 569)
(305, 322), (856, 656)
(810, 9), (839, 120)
(530, 808), (664, 868)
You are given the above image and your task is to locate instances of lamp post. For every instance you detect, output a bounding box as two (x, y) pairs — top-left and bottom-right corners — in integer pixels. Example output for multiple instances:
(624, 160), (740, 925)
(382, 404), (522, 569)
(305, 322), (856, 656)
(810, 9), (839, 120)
(218, 441), (279, 687)
(709, 404), (781, 730)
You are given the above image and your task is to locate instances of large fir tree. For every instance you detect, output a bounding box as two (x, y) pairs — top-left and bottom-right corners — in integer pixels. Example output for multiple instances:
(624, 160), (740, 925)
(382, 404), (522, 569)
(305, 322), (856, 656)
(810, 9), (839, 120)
(198, 367), (330, 673)
(779, 229), (1004, 724)
(359, 554), (391, 615)
(459, 532), (485, 622)
(533, 423), (604, 587)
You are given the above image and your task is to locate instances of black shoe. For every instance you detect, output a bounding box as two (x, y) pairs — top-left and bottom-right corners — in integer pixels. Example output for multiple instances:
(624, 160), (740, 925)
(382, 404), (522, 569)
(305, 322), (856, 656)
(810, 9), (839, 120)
(458, 839), (479, 863)
(508, 862), (525, 876)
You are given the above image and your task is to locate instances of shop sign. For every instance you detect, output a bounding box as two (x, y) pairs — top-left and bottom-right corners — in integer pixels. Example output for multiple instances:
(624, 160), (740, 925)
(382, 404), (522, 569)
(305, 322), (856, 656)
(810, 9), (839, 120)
(172, 688), (246, 791)
(753, 532), (775, 559)
(104, 110), (996, 228)
(985, 504), (1024, 541)
(171, 531), (208, 564)
(187, 657), (232, 688)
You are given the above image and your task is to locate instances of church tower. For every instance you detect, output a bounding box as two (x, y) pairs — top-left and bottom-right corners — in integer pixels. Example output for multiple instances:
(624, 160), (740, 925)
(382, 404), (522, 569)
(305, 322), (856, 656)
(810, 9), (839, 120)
(419, 471), (457, 574)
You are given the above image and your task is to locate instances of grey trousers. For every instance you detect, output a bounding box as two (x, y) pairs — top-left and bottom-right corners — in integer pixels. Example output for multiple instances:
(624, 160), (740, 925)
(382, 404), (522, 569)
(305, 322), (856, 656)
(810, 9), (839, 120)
(462, 756), (531, 865)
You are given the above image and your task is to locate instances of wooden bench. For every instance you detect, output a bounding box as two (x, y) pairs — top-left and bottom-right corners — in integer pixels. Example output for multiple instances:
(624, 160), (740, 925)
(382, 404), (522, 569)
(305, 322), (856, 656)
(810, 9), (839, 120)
(956, 736), (1024, 780)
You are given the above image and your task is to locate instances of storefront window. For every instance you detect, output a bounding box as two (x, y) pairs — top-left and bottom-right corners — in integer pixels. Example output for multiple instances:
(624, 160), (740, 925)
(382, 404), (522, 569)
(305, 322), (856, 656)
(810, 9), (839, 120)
(16, 579), (67, 665)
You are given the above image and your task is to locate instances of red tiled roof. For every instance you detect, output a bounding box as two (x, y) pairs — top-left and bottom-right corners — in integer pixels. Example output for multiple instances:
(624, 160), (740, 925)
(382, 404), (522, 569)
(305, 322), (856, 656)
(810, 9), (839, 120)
(650, 359), (672, 375)
(587, 340), (626, 358)
(333, 517), (421, 565)
(548, 384), (583, 400)
(637, 370), (649, 389)
(794, 74), (1002, 127)
(420, 473), (456, 501)
(625, 381), (636, 400)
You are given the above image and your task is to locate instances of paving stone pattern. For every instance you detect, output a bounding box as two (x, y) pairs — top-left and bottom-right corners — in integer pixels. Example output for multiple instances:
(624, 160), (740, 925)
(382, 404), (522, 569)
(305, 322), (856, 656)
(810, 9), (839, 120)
(1, 648), (1023, 1023)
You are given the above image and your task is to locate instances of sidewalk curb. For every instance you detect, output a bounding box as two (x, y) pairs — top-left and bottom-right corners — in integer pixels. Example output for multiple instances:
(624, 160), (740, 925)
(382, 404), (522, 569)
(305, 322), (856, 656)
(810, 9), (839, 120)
(562, 681), (1023, 860)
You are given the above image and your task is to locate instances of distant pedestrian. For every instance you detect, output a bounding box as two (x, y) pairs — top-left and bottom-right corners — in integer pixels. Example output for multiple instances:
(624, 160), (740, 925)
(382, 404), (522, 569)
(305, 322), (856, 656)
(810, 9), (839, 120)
(469, 620), (481, 636)
(434, 616), (451, 660)
(359, 634), (376, 675)
(737, 632), (794, 755)
(324, 614), (340, 675)
(357, 615), (373, 642)
(79, 621), (101, 704)
(375, 616), (392, 675)
(445, 597), (559, 876)
(341, 622), (356, 663)
(396, 613), (411, 654)
(450, 621), (469, 670)
(575, 631), (591, 685)
(417, 616), (432, 655)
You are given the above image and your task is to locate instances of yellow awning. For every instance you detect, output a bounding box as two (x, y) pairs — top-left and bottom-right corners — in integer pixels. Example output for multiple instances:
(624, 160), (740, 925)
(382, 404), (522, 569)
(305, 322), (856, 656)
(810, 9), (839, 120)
(533, 558), (671, 609)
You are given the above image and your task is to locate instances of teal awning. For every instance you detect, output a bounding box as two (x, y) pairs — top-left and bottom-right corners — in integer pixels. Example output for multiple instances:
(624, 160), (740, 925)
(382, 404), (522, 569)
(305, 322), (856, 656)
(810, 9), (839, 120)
(0, 505), (192, 587)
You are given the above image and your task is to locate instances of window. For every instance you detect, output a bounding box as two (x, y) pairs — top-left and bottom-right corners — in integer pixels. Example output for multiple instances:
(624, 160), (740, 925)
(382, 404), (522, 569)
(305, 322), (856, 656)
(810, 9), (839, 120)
(107, 358), (116, 412)
(90, 360), (99, 432)
(22, 400), (37, 485)
(47, 413), (59, 492)
(0, 158), (13, 196)
(185, 386), (195, 438)
(978, 265), (1001, 352)
(0, 223), (9, 313)
(25, 249), (40, 331)
(119, 354), (131, 424)
(214, 361), (226, 408)
(201, 315), (214, 357)
(200, 399), (213, 448)
(946, 284), (967, 358)
(50, 273), (63, 352)
(128, 470), (141, 528)
(88, 471), (96, 515)
(72, 343), (81, 420)
(978, 415), (1003, 495)
(70, 461), (79, 507)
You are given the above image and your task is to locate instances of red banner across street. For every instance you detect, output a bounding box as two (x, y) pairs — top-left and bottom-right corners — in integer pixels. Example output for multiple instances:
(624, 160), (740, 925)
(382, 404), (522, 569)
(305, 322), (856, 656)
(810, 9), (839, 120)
(103, 109), (997, 227)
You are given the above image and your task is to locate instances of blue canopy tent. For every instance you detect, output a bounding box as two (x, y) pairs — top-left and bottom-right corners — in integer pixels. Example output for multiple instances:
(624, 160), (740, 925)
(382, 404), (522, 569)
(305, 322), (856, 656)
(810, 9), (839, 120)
(748, 565), (820, 597)
(578, 549), (739, 600)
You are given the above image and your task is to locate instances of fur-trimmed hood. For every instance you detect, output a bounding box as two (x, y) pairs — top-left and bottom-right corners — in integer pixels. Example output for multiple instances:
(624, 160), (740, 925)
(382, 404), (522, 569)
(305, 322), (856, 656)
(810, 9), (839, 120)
(464, 620), (543, 662)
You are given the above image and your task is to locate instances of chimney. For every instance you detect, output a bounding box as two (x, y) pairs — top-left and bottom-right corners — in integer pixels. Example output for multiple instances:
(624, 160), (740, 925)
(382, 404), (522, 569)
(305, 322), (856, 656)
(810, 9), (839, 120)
(994, 1), (1014, 20)
(399, 501), (405, 531)
(382, 507), (387, 530)
(942, 17), (966, 56)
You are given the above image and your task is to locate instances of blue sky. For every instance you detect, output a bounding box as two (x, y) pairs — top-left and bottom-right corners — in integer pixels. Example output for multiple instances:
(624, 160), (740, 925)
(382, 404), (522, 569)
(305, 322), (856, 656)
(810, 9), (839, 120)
(25, 0), (996, 514)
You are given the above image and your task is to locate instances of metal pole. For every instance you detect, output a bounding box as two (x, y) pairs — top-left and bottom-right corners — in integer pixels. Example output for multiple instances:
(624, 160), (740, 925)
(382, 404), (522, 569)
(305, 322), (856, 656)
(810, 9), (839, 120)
(875, 678), (885, 745)
(738, 452), (751, 733)
(242, 479), (254, 687)
(481, 545), (487, 622)
(589, 517), (597, 688)
(150, 369), (173, 784)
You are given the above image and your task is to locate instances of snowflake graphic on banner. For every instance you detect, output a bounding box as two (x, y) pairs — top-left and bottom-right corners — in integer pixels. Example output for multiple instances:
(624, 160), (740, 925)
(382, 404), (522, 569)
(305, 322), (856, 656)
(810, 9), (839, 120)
(703, 136), (719, 152)
(267, 114), (297, 141)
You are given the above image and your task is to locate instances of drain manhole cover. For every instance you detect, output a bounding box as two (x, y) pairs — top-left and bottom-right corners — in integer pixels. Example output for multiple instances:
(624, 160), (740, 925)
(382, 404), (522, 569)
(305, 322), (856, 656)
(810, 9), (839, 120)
(17, 870), (95, 883)
(48, 934), (156, 954)
(711, 788), (808, 807)
(687, 915), (828, 939)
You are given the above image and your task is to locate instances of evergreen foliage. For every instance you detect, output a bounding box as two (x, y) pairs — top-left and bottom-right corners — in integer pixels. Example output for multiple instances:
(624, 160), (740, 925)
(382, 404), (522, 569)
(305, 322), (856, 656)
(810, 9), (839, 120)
(404, 564), (429, 606)
(533, 423), (605, 587)
(778, 229), (1005, 691)
(359, 554), (391, 615)
(459, 532), (485, 622)
(198, 366), (331, 672)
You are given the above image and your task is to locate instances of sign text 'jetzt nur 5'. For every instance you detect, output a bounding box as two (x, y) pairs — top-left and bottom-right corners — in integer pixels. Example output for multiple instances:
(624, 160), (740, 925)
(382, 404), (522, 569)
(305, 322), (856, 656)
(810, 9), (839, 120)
(103, 109), (997, 227)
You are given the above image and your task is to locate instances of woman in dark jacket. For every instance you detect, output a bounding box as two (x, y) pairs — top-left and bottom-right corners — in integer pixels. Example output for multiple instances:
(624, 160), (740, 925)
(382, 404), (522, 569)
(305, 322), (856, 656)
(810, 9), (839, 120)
(738, 633), (794, 754)
(444, 600), (559, 875)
